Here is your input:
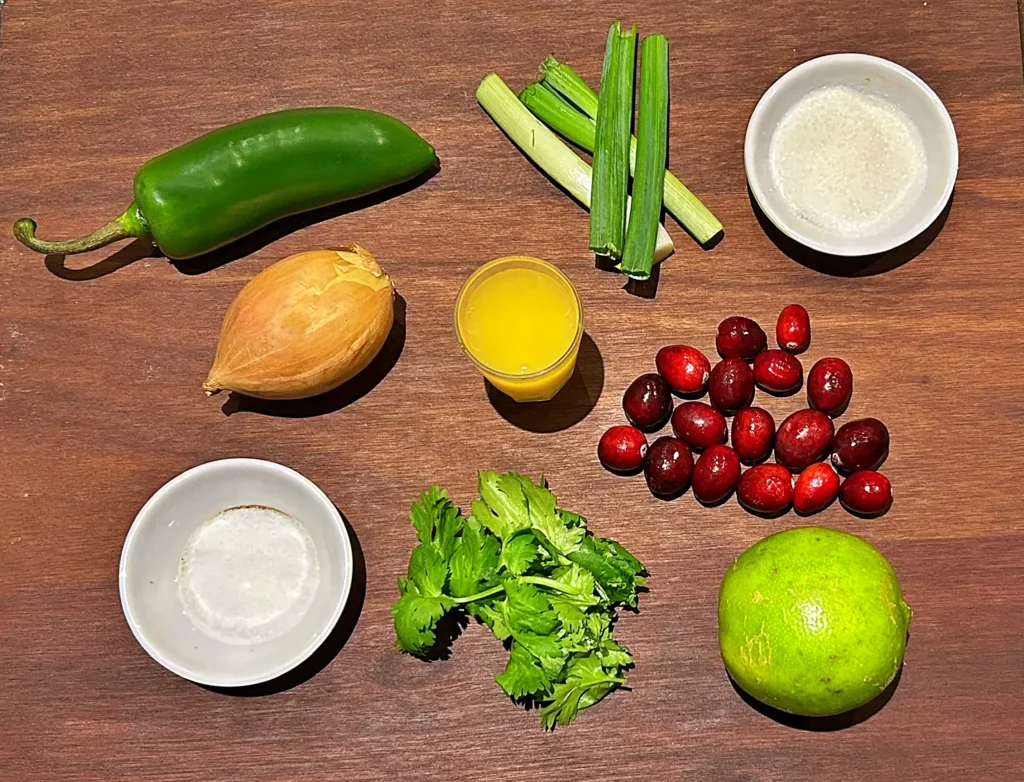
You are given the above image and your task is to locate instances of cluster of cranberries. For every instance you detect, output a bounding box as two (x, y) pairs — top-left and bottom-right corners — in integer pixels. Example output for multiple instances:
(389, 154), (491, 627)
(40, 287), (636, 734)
(598, 305), (893, 517)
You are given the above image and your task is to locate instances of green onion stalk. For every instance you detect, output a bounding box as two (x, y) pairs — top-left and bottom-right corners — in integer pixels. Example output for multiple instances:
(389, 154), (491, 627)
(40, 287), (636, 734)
(589, 21), (636, 260)
(475, 73), (674, 263)
(620, 34), (670, 280)
(539, 56), (723, 245)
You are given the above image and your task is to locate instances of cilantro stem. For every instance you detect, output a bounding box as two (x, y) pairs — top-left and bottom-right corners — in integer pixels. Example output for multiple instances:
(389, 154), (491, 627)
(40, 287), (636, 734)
(519, 575), (585, 594)
(449, 576), (586, 605)
(450, 585), (506, 604)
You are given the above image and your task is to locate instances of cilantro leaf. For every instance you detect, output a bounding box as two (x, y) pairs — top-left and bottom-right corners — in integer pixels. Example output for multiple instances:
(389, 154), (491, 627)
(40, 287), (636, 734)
(604, 537), (645, 577)
(515, 474), (585, 556)
(495, 641), (553, 699)
(410, 486), (462, 560)
(577, 681), (616, 712)
(410, 486), (445, 543)
(476, 471), (532, 539)
(512, 630), (568, 676)
(539, 654), (625, 730)
(602, 537), (648, 598)
(542, 565), (602, 649)
(393, 489), (464, 656)
(597, 635), (634, 669)
(449, 516), (500, 598)
(557, 509), (587, 529)
(470, 601), (511, 641)
(502, 580), (559, 636)
(567, 535), (647, 606)
(585, 609), (613, 640)
(409, 544), (447, 597)
(547, 595), (587, 633)
(392, 578), (452, 654)
(551, 564), (598, 601)
(499, 531), (540, 576)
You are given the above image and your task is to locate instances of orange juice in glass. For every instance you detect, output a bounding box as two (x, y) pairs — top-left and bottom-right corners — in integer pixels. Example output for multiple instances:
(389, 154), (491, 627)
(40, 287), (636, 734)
(455, 256), (584, 403)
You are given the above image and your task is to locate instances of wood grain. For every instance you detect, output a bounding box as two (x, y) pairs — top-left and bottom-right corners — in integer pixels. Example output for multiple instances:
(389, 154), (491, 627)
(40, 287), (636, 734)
(2, 1), (1023, 779)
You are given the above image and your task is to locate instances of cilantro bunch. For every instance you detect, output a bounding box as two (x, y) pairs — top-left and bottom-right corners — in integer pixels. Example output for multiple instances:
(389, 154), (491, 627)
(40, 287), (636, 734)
(392, 471), (646, 729)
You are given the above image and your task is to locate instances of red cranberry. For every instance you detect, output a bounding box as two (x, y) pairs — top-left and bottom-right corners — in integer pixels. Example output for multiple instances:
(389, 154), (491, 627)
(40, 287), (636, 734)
(656, 345), (711, 395)
(776, 304), (810, 353)
(598, 425), (648, 473)
(644, 437), (694, 497)
(832, 418), (890, 473)
(807, 357), (853, 417)
(737, 464), (794, 515)
(731, 407), (776, 463)
(622, 373), (673, 430)
(840, 471), (893, 516)
(753, 349), (803, 394)
(692, 445), (741, 504)
(775, 409), (835, 472)
(708, 359), (754, 414)
(793, 462), (840, 515)
(716, 316), (767, 360)
(671, 402), (728, 451)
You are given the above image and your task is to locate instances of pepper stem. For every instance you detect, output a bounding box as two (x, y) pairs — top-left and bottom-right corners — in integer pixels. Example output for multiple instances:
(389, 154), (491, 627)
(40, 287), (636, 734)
(13, 202), (149, 256)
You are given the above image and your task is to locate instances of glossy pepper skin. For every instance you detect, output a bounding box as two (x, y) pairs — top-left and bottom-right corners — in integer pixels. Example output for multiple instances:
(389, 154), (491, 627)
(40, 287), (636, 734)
(15, 108), (437, 259)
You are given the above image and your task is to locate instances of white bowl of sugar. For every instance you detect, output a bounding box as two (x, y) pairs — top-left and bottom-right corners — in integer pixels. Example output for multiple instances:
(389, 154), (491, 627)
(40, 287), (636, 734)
(120, 459), (353, 687)
(745, 53), (958, 257)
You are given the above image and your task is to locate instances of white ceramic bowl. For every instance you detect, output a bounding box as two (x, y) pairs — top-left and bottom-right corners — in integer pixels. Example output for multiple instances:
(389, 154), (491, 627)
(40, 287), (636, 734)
(745, 53), (958, 256)
(119, 459), (352, 687)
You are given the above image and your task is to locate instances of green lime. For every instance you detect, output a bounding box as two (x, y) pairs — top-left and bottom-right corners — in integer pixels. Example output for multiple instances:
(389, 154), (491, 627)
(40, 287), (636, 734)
(718, 527), (911, 717)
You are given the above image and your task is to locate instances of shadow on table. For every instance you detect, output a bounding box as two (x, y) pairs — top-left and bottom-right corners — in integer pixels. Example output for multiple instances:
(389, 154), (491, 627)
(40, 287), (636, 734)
(729, 666), (904, 731)
(594, 254), (664, 299)
(201, 513), (366, 697)
(592, 223), (723, 299)
(42, 166), (439, 280)
(416, 610), (471, 663)
(219, 294), (406, 418)
(749, 186), (954, 277)
(486, 332), (604, 433)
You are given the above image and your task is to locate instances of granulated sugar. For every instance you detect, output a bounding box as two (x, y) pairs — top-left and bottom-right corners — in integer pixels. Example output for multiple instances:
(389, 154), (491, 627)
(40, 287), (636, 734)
(178, 506), (320, 645)
(769, 85), (927, 237)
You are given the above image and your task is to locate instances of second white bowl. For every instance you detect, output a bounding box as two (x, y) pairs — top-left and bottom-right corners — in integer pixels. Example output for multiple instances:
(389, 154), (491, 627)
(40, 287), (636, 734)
(745, 53), (958, 257)
(119, 459), (352, 688)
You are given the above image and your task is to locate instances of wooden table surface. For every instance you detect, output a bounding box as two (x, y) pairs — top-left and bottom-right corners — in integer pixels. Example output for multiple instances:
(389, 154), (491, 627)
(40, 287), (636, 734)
(2, 1), (1023, 780)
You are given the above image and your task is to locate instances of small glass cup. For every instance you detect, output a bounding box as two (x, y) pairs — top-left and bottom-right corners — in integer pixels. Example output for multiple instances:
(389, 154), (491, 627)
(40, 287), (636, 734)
(454, 256), (584, 403)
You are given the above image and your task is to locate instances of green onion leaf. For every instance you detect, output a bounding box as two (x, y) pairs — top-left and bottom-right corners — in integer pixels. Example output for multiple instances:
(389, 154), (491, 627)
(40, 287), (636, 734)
(590, 21), (637, 260)
(620, 34), (669, 280)
(539, 56), (600, 119)
(519, 82), (596, 151)
(476, 73), (674, 263)
(539, 57), (723, 245)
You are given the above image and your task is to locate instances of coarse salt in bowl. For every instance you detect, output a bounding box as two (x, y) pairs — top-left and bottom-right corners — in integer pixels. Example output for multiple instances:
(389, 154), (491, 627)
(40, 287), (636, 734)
(745, 53), (958, 257)
(119, 458), (352, 688)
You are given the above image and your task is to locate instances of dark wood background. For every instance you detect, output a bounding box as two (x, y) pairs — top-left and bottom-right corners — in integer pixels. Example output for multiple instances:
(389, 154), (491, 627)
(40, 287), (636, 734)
(2, 1), (1022, 779)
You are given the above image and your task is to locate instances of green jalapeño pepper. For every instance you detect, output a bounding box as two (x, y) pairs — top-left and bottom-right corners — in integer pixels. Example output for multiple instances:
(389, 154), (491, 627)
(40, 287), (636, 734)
(14, 108), (437, 259)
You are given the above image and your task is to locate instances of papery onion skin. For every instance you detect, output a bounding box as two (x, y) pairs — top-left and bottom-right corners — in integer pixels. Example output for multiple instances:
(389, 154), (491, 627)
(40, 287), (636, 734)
(203, 245), (394, 400)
